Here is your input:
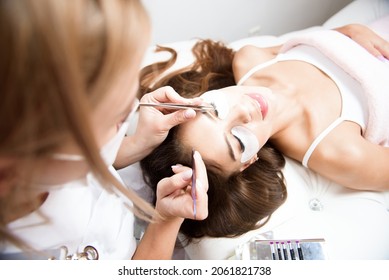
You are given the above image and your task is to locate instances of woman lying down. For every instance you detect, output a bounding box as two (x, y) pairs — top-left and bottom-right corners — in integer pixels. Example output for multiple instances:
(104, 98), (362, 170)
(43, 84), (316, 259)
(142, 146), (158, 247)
(138, 23), (389, 244)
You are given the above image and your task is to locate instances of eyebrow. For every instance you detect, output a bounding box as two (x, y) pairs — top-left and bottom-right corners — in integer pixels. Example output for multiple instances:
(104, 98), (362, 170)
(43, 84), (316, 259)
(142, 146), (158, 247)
(203, 112), (236, 162)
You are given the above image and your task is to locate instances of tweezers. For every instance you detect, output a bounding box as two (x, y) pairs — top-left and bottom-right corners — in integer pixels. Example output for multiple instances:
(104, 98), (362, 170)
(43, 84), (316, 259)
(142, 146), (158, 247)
(139, 102), (214, 113)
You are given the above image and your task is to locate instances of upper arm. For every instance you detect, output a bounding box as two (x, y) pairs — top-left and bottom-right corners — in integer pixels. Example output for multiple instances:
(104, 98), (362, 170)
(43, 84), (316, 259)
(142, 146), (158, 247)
(308, 127), (389, 191)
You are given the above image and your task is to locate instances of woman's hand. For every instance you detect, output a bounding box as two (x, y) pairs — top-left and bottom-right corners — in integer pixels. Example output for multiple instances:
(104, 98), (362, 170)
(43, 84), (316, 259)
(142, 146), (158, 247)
(136, 86), (202, 151)
(155, 150), (208, 222)
(335, 24), (389, 60)
(114, 86), (202, 168)
(132, 151), (208, 259)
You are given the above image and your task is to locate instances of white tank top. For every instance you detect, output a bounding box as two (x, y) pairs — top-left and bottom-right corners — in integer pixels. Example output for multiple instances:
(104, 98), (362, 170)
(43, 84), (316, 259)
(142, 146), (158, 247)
(237, 45), (368, 168)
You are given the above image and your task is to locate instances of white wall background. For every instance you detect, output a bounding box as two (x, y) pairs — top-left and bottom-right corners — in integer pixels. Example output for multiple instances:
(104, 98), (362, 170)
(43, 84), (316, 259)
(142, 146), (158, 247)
(142, 0), (353, 45)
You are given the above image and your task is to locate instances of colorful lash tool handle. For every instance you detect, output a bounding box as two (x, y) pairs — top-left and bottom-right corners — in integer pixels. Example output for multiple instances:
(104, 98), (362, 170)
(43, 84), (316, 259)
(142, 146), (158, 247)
(139, 102), (214, 113)
(191, 149), (196, 220)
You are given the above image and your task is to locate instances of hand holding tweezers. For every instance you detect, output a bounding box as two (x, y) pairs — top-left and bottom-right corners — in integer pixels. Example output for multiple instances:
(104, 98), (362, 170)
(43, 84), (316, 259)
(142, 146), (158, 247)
(139, 102), (214, 113)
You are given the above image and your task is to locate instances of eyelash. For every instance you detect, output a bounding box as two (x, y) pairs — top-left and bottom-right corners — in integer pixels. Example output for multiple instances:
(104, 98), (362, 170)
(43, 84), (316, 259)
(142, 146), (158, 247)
(210, 101), (245, 153)
(234, 135), (245, 152)
(210, 102), (219, 117)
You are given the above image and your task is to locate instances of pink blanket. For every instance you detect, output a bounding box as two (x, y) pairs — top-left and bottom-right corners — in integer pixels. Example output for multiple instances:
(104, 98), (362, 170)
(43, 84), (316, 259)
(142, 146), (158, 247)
(280, 28), (389, 146)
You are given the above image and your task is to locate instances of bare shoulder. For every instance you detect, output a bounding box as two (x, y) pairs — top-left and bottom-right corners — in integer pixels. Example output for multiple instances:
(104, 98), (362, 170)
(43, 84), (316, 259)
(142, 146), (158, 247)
(232, 45), (280, 81)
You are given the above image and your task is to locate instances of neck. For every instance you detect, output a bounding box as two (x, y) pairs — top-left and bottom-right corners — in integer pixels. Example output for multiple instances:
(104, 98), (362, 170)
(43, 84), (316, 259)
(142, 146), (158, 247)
(268, 83), (305, 137)
(35, 158), (90, 185)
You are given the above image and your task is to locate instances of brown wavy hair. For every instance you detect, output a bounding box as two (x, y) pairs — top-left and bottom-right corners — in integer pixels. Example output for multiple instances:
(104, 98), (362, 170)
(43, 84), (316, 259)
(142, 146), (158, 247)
(139, 40), (287, 244)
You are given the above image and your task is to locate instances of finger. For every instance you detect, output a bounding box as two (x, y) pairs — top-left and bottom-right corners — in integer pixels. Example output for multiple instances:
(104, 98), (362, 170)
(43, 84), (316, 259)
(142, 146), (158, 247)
(191, 150), (209, 220)
(193, 151), (208, 192)
(367, 45), (381, 57)
(165, 152), (209, 220)
(157, 168), (193, 198)
(161, 86), (194, 103)
(171, 164), (193, 174)
(146, 86), (203, 105)
(171, 158), (208, 220)
(156, 190), (199, 220)
(160, 184), (207, 221)
(140, 87), (176, 103)
(162, 108), (197, 129)
(375, 41), (389, 59)
(190, 180), (208, 220)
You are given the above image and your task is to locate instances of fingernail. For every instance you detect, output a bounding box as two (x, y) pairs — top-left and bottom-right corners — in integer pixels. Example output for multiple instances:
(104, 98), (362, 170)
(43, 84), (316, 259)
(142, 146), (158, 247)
(171, 164), (183, 172)
(182, 169), (193, 180)
(184, 109), (196, 119)
(377, 55), (387, 62)
(193, 150), (202, 160)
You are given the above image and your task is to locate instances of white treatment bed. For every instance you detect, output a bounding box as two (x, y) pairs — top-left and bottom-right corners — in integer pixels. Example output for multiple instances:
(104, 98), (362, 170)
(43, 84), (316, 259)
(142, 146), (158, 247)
(118, 0), (389, 260)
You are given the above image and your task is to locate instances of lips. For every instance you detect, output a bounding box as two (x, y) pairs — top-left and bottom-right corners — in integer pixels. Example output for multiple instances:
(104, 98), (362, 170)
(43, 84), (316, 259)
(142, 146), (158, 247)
(246, 93), (268, 119)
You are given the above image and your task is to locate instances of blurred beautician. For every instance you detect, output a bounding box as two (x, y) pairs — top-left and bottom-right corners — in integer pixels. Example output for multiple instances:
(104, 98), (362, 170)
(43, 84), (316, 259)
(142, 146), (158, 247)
(0, 0), (208, 259)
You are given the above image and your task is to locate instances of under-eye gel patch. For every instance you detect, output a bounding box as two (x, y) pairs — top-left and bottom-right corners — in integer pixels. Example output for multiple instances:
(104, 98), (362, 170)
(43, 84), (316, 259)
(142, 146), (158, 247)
(231, 126), (260, 163)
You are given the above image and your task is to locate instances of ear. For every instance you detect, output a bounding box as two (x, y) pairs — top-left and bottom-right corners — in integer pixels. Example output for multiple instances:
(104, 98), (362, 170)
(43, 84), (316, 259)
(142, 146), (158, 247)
(239, 162), (251, 172)
(239, 154), (258, 172)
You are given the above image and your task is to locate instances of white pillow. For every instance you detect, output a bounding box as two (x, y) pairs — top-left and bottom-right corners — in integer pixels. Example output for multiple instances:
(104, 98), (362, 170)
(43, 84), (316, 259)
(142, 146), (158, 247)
(183, 158), (389, 260)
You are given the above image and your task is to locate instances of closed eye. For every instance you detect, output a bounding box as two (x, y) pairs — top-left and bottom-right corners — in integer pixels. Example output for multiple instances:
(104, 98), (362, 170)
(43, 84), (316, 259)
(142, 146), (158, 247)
(233, 135), (245, 153)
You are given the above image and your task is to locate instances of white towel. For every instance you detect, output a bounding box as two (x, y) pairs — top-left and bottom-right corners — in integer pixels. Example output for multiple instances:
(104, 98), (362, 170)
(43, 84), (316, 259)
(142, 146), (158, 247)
(280, 29), (389, 146)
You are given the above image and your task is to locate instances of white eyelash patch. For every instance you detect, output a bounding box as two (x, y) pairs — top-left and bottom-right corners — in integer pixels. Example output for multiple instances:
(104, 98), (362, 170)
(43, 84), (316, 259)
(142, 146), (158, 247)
(231, 126), (260, 163)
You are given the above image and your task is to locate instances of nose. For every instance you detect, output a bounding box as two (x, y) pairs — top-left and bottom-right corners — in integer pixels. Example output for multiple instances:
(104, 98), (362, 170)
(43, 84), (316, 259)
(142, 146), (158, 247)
(229, 103), (251, 124)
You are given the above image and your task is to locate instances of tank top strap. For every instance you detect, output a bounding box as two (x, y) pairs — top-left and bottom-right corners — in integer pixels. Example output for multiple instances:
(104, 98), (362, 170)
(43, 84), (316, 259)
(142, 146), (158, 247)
(237, 57), (279, 85)
(302, 117), (344, 168)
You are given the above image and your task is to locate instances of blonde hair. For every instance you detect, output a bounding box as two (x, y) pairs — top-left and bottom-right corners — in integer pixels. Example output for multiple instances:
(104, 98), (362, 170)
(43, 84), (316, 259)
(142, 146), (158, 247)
(0, 0), (155, 249)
